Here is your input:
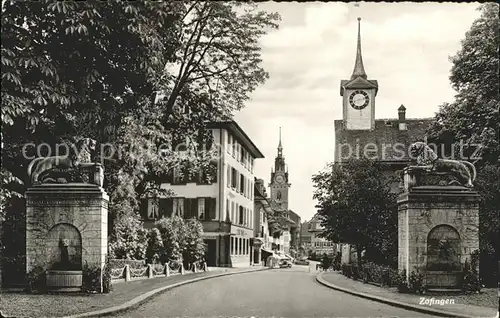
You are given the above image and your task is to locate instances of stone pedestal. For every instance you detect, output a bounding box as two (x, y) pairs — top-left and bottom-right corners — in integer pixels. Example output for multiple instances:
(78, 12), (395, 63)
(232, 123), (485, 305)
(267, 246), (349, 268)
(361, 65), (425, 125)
(398, 169), (480, 288)
(26, 183), (108, 292)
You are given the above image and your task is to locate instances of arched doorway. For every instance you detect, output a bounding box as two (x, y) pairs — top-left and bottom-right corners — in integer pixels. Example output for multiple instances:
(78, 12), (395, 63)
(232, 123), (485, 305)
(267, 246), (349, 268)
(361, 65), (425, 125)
(426, 224), (461, 271)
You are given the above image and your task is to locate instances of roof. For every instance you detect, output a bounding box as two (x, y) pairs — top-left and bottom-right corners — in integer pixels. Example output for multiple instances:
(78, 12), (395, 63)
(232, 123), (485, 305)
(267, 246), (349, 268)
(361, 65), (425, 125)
(334, 117), (433, 163)
(207, 121), (264, 158)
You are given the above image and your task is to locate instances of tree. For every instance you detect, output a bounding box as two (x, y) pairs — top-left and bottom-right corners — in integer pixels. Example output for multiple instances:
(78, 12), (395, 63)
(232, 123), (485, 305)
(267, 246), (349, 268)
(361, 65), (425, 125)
(427, 3), (499, 286)
(145, 228), (164, 264)
(1, 1), (280, 264)
(428, 3), (499, 164)
(108, 216), (148, 260)
(155, 216), (185, 264)
(182, 218), (206, 267)
(157, 1), (280, 121)
(312, 159), (398, 269)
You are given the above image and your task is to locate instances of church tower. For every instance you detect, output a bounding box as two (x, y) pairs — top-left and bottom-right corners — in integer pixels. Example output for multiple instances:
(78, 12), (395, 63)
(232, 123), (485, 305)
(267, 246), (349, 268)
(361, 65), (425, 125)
(269, 128), (290, 211)
(340, 18), (378, 130)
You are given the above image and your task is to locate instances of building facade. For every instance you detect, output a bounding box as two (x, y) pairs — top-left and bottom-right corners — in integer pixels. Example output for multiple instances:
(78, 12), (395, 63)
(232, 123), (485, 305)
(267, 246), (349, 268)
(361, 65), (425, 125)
(308, 213), (339, 257)
(333, 18), (433, 263)
(252, 178), (273, 265)
(141, 121), (264, 267)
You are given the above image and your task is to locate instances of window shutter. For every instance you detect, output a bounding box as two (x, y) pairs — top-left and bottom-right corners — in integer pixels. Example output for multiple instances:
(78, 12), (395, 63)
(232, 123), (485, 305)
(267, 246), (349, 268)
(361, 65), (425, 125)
(207, 197), (216, 220)
(159, 198), (173, 218)
(140, 199), (148, 220)
(190, 198), (198, 219)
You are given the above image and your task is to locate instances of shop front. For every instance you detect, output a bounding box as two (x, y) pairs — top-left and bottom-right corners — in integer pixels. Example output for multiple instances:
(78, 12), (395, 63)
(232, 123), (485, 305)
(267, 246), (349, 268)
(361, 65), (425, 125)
(229, 226), (253, 267)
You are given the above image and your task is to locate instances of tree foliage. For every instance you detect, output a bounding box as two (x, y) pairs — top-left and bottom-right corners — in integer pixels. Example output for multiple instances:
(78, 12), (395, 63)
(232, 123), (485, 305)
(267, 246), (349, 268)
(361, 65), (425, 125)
(312, 159), (398, 268)
(427, 2), (499, 286)
(428, 3), (499, 164)
(182, 218), (206, 265)
(1, 0), (280, 260)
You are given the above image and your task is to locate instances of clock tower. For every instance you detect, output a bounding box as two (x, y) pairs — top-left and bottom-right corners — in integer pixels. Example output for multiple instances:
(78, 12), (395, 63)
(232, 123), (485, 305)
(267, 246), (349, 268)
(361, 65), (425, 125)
(340, 18), (378, 130)
(270, 128), (290, 211)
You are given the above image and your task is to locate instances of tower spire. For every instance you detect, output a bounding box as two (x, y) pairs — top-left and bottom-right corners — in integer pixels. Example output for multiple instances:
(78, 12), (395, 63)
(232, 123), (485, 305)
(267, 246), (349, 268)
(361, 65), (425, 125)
(278, 127), (283, 153)
(351, 17), (367, 80)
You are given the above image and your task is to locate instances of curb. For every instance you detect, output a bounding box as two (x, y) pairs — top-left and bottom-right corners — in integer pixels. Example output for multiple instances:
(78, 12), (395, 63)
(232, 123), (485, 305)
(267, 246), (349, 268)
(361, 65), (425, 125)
(316, 272), (479, 318)
(63, 267), (269, 318)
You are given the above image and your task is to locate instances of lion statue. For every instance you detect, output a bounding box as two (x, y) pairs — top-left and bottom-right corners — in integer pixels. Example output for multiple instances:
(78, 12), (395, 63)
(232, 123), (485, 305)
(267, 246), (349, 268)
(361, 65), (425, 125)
(27, 137), (97, 185)
(409, 142), (476, 187)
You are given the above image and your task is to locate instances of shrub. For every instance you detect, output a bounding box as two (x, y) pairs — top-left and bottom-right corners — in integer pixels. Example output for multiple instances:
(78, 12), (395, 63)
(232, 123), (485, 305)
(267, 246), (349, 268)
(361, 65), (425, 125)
(27, 266), (46, 293)
(182, 219), (206, 266)
(82, 262), (102, 293)
(109, 258), (145, 270)
(145, 228), (164, 264)
(461, 250), (481, 293)
(109, 215), (148, 260)
(395, 269), (409, 293)
(408, 270), (425, 294)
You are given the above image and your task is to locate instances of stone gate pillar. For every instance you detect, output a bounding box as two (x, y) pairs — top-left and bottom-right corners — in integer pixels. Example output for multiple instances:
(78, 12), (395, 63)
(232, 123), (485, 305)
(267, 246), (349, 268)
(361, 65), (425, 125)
(398, 168), (480, 288)
(26, 183), (108, 292)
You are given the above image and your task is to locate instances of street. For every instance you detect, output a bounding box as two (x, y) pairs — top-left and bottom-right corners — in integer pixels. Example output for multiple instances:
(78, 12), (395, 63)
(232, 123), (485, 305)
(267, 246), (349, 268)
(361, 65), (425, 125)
(114, 265), (437, 318)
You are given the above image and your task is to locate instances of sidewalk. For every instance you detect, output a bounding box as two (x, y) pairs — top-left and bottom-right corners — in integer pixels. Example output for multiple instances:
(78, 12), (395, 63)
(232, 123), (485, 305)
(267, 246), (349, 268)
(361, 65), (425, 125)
(0, 266), (265, 318)
(317, 271), (498, 318)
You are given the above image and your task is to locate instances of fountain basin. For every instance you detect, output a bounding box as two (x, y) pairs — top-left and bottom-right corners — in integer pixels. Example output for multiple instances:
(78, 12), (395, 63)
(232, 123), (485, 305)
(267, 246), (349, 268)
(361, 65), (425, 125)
(46, 270), (82, 292)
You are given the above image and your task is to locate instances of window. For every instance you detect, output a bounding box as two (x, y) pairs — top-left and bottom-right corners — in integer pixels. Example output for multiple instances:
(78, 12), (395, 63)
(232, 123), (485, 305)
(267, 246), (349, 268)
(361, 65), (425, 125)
(231, 168), (237, 188)
(250, 182), (253, 199)
(198, 198), (206, 220)
(240, 174), (245, 194)
(231, 201), (235, 222)
(184, 198), (198, 219)
(231, 237), (234, 255)
(227, 134), (232, 153)
(227, 165), (231, 188)
(238, 238), (242, 255)
(240, 148), (245, 164)
(236, 143), (240, 162)
(148, 200), (159, 219)
(239, 206), (244, 225)
(173, 198), (184, 217)
(226, 199), (229, 222)
(232, 139), (236, 157)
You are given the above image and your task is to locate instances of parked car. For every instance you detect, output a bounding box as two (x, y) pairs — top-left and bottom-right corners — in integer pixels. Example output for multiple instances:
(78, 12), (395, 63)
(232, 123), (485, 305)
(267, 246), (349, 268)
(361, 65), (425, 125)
(279, 259), (292, 268)
(294, 258), (310, 265)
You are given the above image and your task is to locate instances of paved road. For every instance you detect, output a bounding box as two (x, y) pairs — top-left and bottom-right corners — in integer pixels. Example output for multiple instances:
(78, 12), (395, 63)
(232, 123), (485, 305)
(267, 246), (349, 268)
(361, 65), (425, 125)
(114, 265), (438, 318)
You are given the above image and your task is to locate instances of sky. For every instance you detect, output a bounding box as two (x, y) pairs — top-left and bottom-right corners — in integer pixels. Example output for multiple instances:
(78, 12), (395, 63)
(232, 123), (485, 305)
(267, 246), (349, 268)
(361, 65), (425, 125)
(233, 2), (482, 222)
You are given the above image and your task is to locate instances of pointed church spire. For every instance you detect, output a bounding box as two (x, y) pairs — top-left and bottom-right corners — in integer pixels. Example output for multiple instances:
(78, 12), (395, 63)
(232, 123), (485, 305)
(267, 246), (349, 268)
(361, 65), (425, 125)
(351, 17), (367, 80)
(277, 127), (283, 156)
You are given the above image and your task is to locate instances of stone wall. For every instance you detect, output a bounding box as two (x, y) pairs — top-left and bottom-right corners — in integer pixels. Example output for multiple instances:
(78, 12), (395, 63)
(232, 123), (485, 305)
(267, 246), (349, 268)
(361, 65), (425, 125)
(398, 185), (480, 287)
(25, 184), (108, 277)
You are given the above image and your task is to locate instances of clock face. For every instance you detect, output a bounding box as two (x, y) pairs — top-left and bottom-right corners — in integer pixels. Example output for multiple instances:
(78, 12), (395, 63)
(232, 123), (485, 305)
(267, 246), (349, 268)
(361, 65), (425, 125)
(349, 90), (370, 110)
(275, 175), (284, 184)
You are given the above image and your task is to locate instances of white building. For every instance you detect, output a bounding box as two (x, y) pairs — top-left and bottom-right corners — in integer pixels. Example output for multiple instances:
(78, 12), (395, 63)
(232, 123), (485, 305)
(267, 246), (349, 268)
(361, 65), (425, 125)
(308, 213), (339, 257)
(141, 121), (264, 267)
